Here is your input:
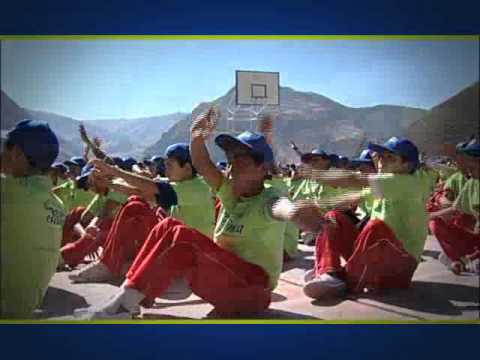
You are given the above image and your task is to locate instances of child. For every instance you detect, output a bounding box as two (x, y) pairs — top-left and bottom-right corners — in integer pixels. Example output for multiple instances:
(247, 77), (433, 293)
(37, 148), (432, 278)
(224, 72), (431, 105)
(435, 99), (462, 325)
(68, 143), (216, 283)
(429, 141), (480, 274)
(1, 120), (65, 318)
(302, 137), (432, 299)
(73, 109), (328, 319)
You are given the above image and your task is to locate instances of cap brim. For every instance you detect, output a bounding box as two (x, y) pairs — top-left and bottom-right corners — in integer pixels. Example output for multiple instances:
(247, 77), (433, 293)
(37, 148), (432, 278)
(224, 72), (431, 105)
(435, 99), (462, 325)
(368, 143), (394, 155)
(215, 134), (254, 157)
(64, 161), (77, 167)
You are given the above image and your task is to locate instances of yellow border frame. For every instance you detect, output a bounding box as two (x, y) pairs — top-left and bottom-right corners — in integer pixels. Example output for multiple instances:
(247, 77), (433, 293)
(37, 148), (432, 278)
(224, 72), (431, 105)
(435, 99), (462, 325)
(0, 35), (479, 40)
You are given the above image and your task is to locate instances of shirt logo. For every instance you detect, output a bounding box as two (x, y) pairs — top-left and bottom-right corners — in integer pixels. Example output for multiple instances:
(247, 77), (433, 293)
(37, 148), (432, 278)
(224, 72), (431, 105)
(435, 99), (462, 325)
(219, 213), (245, 235)
(44, 198), (66, 226)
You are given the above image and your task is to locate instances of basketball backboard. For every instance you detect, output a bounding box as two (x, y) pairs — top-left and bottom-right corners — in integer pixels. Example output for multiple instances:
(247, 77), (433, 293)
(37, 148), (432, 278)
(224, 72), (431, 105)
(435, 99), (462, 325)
(235, 70), (280, 106)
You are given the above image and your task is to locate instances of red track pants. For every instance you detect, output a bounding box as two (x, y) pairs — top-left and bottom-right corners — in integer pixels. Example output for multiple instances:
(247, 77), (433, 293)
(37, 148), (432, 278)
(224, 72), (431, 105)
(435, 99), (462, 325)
(315, 210), (418, 293)
(429, 214), (480, 262)
(100, 196), (161, 276)
(125, 217), (271, 315)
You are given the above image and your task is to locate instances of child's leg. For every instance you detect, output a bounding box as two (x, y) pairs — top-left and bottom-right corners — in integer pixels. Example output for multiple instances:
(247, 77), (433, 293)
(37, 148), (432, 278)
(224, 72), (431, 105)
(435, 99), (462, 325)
(345, 219), (418, 292)
(126, 218), (271, 315)
(429, 217), (480, 262)
(314, 210), (360, 276)
(61, 207), (91, 247)
(100, 197), (159, 276)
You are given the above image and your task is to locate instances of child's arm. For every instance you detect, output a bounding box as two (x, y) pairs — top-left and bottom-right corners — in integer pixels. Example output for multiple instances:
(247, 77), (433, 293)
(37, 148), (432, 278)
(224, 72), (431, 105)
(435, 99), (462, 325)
(190, 107), (224, 191)
(299, 168), (379, 190)
(271, 191), (365, 232)
(91, 159), (158, 198)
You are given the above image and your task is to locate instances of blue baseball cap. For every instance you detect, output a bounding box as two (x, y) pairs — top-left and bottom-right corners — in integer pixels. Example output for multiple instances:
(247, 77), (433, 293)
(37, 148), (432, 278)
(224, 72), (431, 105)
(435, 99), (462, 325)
(351, 149), (373, 167)
(64, 156), (87, 169)
(112, 156), (124, 168)
(459, 141), (480, 157)
(52, 162), (68, 174)
(338, 155), (350, 166)
(215, 131), (274, 165)
(216, 161), (228, 170)
(121, 157), (137, 171)
(6, 120), (59, 171)
(149, 155), (165, 175)
(165, 144), (191, 164)
(368, 137), (419, 170)
(75, 163), (95, 190)
(300, 148), (330, 163)
(150, 155), (164, 163)
(143, 158), (153, 166)
(456, 137), (477, 153)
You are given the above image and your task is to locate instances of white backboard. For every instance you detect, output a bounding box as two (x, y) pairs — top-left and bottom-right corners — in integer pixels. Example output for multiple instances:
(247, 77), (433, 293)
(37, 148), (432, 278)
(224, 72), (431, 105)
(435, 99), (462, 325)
(235, 70), (280, 106)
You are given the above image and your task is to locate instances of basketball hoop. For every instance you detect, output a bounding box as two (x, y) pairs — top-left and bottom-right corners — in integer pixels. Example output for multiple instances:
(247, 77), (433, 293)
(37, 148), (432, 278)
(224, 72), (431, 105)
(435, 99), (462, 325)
(224, 70), (280, 133)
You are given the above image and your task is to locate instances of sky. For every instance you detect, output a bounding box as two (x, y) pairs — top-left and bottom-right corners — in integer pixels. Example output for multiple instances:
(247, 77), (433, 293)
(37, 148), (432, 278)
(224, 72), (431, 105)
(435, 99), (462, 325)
(1, 39), (478, 120)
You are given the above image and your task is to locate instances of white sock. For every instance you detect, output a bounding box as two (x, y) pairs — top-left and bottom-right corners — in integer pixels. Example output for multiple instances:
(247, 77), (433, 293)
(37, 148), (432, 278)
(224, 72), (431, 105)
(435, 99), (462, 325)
(119, 282), (145, 313)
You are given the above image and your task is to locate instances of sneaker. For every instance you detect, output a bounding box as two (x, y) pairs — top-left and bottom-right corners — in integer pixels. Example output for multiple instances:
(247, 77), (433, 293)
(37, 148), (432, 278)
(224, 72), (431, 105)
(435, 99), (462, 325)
(438, 252), (467, 275)
(438, 252), (451, 268)
(68, 261), (114, 283)
(463, 257), (480, 274)
(303, 273), (346, 300)
(303, 269), (315, 283)
(73, 306), (133, 320)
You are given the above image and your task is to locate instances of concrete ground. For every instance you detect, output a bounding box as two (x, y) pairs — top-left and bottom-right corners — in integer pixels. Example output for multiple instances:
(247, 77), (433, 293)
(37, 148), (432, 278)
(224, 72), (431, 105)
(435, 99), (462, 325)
(35, 236), (479, 321)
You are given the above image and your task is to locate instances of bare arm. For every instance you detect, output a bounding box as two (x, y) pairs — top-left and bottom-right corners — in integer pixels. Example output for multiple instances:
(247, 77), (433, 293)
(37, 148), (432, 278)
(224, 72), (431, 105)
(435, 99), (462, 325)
(79, 124), (115, 165)
(299, 168), (370, 189)
(91, 159), (159, 198)
(108, 181), (151, 199)
(190, 107), (224, 191)
(271, 191), (365, 232)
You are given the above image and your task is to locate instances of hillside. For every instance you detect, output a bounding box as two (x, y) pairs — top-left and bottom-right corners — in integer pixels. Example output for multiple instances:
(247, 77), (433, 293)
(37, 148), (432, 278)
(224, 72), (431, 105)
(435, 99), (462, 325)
(1, 89), (187, 161)
(1, 92), (78, 161)
(144, 86), (427, 163)
(408, 82), (479, 156)
(87, 113), (186, 150)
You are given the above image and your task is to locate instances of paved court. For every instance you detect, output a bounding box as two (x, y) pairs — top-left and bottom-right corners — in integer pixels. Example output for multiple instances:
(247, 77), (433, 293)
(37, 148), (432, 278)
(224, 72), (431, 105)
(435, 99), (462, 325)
(35, 236), (479, 321)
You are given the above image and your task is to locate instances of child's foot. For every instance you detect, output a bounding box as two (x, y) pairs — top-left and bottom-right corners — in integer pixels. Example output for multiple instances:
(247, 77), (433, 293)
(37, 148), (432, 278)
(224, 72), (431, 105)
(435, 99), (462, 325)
(68, 261), (114, 283)
(303, 272), (346, 300)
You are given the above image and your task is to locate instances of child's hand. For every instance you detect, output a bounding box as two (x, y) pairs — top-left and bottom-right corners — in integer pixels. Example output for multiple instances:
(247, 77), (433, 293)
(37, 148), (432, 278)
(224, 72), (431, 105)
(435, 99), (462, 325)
(191, 107), (218, 139)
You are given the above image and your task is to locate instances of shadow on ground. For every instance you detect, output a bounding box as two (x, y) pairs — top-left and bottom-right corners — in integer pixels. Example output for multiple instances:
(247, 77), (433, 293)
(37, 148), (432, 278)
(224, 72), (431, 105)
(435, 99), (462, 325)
(205, 308), (319, 319)
(35, 287), (88, 319)
(350, 280), (480, 317)
(283, 248), (314, 272)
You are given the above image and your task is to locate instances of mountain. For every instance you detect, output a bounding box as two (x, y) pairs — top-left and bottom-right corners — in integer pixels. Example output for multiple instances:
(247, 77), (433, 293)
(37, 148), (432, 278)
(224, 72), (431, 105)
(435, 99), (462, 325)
(85, 113), (186, 151)
(144, 86), (427, 163)
(407, 82), (479, 156)
(1, 89), (187, 161)
(1, 91), (31, 131)
(1, 91), (78, 161)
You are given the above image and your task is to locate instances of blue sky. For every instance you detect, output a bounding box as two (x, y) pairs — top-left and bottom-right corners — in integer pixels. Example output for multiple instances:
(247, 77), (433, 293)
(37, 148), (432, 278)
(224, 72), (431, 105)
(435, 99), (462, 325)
(1, 39), (478, 120)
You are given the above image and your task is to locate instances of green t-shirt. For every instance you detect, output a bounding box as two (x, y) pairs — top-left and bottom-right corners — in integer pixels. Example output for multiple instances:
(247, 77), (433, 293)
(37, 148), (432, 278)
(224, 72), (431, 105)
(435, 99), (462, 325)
(169, 176), (216, 237)
(1, 174), (66, 318)
(214, 179), (286, 289)
(284, 178), (303, 198)
(444, 171), (468, 199)
(54, 179), (96, 212)
(266, 178), (298, 258)
(453, 178), (479, 217)
(86, 190), (129, 218)
(368, 172), (432, 260)
(356, 188), (374, 220)
(292, 179), (322, 201)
